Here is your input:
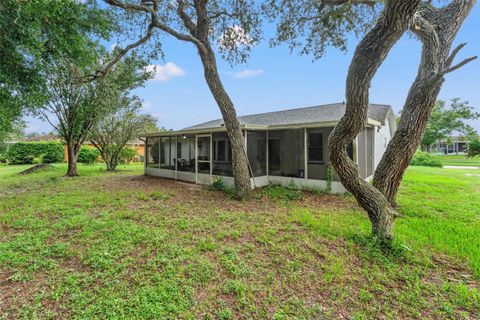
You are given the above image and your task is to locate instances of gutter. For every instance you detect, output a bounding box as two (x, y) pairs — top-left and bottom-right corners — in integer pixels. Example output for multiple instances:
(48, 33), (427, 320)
(140, 118), (380, 137)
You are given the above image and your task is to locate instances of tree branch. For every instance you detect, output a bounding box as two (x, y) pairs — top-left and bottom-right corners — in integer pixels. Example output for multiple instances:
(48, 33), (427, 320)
(446, 42), (467, 67)
(320, 0), (378, 6)
(88, 21), (156, 81)
(442, 55), (477, 75)
(176, 0), (197, 35)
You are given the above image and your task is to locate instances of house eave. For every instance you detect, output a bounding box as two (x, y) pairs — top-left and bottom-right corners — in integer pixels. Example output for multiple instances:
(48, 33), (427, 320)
(141, 118), (380, 137)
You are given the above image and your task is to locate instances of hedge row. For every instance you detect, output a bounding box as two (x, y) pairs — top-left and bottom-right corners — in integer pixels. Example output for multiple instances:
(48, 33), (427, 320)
(6, 142), (64, 164)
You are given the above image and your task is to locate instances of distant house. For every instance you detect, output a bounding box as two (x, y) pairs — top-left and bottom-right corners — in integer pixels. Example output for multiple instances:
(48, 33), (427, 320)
(142, 103), (397, 193)
(430, 137), (470, 154)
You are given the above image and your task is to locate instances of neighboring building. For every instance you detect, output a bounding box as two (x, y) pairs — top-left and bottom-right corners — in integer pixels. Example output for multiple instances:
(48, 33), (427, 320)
(430, 137), (470, 154)
(142, 103), (397, 193)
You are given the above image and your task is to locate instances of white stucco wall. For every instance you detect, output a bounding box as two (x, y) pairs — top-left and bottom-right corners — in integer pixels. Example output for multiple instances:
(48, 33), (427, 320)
(373, 117), (393, 169)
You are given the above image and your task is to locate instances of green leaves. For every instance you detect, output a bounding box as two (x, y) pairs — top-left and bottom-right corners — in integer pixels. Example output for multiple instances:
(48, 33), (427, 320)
(0, 0), (115, 140)
(263, 0), (379, 59)
(422, 99), (479, 149)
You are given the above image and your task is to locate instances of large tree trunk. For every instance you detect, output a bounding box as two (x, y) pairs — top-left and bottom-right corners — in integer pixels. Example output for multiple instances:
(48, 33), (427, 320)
(197, 43), (251, 199)
(66, 142), (80, 177)
(373, 0), (476, 206)
(328, 0), (421, 241)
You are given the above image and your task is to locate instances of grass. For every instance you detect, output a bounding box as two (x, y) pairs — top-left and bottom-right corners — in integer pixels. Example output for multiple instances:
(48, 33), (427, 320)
(432, 154), (480, 167)
(0, 163), (479, 319)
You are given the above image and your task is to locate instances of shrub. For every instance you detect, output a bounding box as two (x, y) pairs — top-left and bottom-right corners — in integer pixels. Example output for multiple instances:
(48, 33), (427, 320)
(0, 142), (8, 162)
(119, 146), (137, 164)
(211, 177), (226, 191)
(6, 142), (64, 165)
(77, 147), (99, 164)
(410, 151), (442, 167)
(467, 138), (480, 158)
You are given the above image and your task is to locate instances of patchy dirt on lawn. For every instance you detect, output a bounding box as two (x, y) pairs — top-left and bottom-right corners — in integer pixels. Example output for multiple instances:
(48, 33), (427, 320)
(1, 172), (479, 319)
(18, 163), (55, 175)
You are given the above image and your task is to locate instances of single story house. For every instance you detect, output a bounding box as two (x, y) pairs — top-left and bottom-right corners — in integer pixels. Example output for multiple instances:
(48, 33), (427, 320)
(430, 137), (470, 154)
(142, 103), (396, 193)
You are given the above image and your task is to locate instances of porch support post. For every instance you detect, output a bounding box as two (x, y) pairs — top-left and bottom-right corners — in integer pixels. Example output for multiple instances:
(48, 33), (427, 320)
(244, 128), (247, 151)
(210, 132), (213, 176)
(175, 136), (178, 181)
(266, 130), (269, 176)
(304, 128), (308, 179)
(195, 134), (198, 184)
(143, 138), (147, 174)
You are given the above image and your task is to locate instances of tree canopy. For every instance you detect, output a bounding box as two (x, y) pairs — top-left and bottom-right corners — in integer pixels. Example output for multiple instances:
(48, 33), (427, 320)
(35, 53), (150, 176)
(0, 0), (114, 140)
(262, 0), (379, 59)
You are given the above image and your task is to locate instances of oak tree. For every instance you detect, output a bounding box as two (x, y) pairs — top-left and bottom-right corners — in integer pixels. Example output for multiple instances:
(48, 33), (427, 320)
(268, 0), (477, 241)
(97, 0), (262, 198)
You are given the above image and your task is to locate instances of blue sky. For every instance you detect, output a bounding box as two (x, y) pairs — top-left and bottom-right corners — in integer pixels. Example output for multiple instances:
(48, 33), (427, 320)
(25, 4), (480, 133)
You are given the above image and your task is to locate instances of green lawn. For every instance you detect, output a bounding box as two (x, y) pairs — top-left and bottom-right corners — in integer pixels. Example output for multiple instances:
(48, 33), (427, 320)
(433, 154), (480, 167)
(0, 164), (479, 319)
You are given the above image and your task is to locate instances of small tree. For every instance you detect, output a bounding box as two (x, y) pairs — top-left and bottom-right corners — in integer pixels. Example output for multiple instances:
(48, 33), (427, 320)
(421, 99), (479, 152)
(37, 55), (149, 176)
(90, 97), (157, 171)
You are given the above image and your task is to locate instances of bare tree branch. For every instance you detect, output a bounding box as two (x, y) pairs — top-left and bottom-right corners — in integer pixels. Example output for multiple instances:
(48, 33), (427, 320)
(442, 55), (478, 74)
(88, 21), (156, 81)
(446, 42), (467, 67)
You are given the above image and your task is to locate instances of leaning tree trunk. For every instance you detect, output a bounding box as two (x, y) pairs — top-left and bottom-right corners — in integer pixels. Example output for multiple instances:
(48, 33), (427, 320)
(66, 142), (80, 177)
(328, 0), (421, 241)
(373, 0), (477, 206)
(197, 43), (252, 199)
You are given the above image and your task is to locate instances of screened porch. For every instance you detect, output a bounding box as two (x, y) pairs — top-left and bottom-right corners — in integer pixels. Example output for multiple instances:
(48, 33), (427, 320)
(144, 126), (373, 192)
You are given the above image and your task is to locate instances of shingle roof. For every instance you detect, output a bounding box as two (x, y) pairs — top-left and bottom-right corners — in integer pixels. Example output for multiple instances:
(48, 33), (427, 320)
(183, 103), (391, 130)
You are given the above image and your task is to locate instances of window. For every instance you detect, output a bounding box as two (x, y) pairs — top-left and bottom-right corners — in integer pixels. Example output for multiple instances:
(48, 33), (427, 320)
(308, 132), (323, 162)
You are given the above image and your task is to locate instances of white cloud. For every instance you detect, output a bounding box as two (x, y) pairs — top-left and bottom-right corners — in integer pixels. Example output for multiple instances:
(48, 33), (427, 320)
(232, 69), (264, 79)
(145, 63), (186, 81)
